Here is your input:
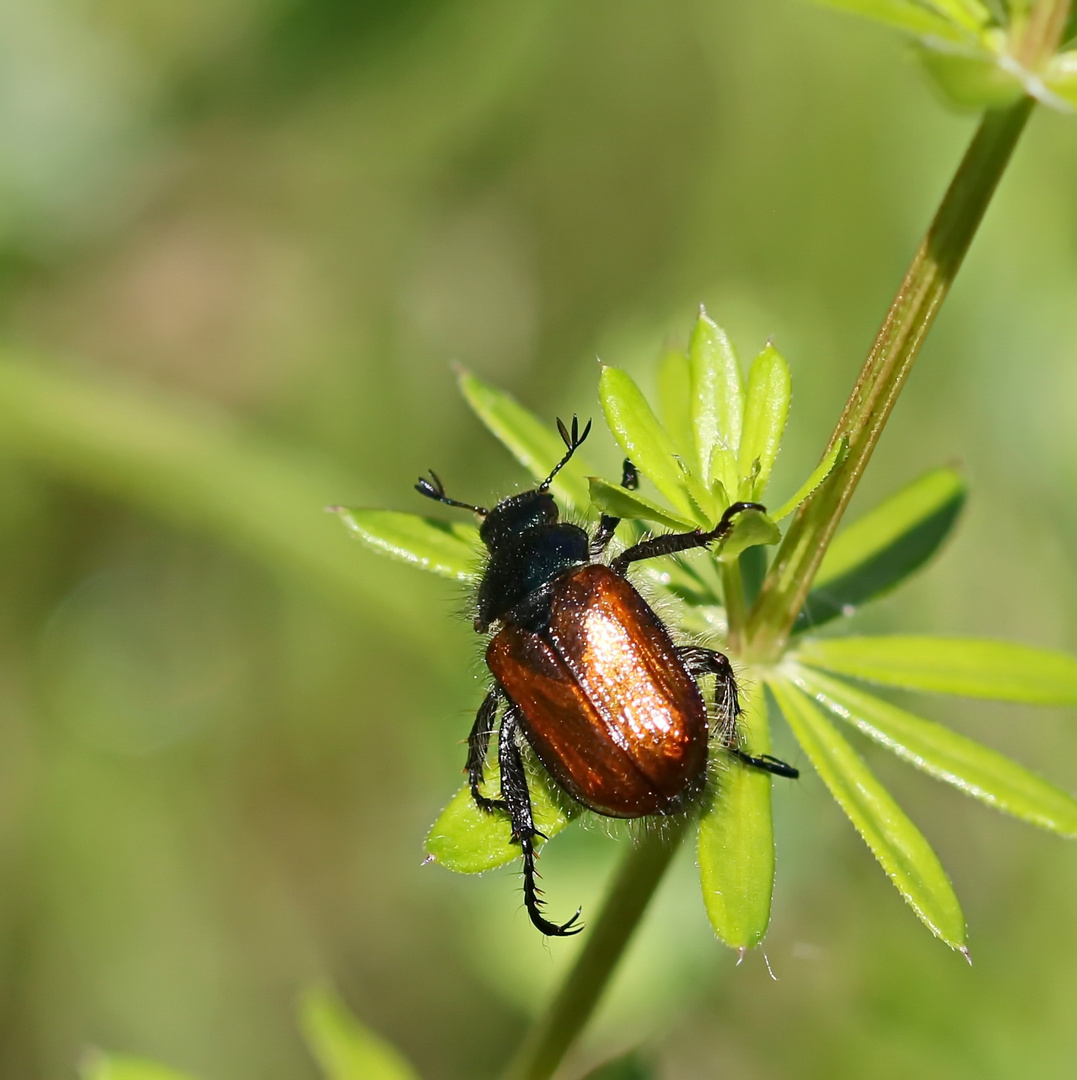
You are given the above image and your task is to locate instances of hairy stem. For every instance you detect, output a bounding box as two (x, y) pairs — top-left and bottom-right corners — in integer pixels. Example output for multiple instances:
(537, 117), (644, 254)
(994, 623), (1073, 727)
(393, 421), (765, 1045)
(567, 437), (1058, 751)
(502, 819), (689, 1080)
(745, 96), (1034, 660)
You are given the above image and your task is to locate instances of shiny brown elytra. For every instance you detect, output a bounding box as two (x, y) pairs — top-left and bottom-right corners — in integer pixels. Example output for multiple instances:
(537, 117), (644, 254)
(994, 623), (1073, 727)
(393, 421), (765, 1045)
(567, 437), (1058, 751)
(416, 416), (797, 936)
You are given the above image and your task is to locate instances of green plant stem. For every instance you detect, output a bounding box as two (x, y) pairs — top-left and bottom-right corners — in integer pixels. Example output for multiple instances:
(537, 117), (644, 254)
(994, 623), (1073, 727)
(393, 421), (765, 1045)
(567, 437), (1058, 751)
(745, 96), (1035, 661)
(502, 819), (689, 1080)
(721, 562), (747, 652)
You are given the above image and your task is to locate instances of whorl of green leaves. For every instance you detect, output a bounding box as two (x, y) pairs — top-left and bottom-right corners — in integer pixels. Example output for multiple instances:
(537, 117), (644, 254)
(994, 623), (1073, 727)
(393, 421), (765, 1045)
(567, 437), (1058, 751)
(336, 312), (1077, 957)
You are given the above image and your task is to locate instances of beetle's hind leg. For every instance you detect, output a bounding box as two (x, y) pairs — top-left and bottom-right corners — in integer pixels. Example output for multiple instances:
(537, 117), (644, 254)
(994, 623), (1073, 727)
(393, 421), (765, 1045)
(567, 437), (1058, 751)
(678, 646), (799, 780)
(467, 689), (507, 812)
(498, 705), (583, 937)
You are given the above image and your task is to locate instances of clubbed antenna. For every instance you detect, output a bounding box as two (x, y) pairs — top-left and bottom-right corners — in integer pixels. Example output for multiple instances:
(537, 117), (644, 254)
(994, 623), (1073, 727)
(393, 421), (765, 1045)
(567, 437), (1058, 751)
(414, 471), (488, 516)
(540, 415), (592, 492)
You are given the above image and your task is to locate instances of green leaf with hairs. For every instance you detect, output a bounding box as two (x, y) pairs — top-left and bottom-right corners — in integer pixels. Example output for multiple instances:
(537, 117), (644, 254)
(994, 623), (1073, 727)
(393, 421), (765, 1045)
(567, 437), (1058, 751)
(300, 987), (419, 1080)
(425, 764), (579, 874)
(80, 1054), (198, 1080)
(588, 477), (694, 530)
(769, 437), (848, 522)
(738, 344), (791, 502)
(795, 465), (965, 630)
(769, 677), (966, 949)
(698, 683), (777, 949)
(334, 508), (481, 581)
(689, 311), (743, 500)
(600, 366), (710, 526)
(457, 368), (593, 510)
(717, 508), (781, 563)
(791, 666), (1077, 836)
(795, 636), (1077, 704)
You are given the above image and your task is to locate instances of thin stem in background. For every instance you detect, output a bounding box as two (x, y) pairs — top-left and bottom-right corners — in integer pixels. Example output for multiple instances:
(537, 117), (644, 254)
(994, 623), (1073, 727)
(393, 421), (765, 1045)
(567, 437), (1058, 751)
(744, 96), (1034, 661)
(502, 818), (689, 1080)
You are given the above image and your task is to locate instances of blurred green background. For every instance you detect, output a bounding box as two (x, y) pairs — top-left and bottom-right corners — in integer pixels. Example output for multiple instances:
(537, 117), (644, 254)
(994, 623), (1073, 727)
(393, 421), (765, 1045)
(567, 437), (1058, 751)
(1, 1), (1076, 1078)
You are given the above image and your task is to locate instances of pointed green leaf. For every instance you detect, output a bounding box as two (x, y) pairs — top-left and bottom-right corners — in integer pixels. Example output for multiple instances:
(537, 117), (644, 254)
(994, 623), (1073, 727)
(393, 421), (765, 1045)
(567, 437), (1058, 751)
(769, 436), (848, 522)
(916, 44), (1024, 109)
(425, 765), (579, 873)
(698, 684), (776, 949)
(688, 312), (743, 498)
(80, 1054), (198, 1080)
(300, 987), (419, 1080)
(334, 508), (481, 581)
(768, 677), (966, 948)
(738, 344), (791, 502)
(795, 465), (966, 630)
(795, 636), (1077, 704)
(716, 508), (782, 563)
(588, 477), (695, 530)
(599, 366), (709, 525)
(457, 369), (593, 509)
(811, 0), (976, 43)
(658, 347), (694, 459)
(791, 666), (1077, 836)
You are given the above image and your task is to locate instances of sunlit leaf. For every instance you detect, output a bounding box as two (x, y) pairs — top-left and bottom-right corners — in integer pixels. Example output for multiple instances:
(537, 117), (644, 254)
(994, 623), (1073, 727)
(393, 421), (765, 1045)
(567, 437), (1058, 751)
(738, 344), (791, 502)
(425, 764), (579, 874)
(769, 437), (848, 522)
(80, 1053), (198, 1080)
(795, 636), (1077, 704)
(924, 0), (991, 32)
(334, 509), (481, 581)
(657, 347), (694, 459)
(916, 43), (1024, 109)
(768, 677), (966, 948)
(1045, 50), (1077, 108)
(599, 366), (709, 525)
(300, 987), (419, 1080)
(688, 311), (743, 499)
(792, 666), (1077, 836)
(811, 0), (977, 43)
(588, 477), (695, 530)
(457, 368), (593, 510)
(698, 684), (776, 949)
(796, 465), (965, 629)
(716, 508), (781, 563)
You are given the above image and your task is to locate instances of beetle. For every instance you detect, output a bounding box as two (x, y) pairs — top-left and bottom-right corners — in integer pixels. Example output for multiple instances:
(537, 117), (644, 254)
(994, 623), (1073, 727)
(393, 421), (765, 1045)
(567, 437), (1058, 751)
(417, 416), (797, 936)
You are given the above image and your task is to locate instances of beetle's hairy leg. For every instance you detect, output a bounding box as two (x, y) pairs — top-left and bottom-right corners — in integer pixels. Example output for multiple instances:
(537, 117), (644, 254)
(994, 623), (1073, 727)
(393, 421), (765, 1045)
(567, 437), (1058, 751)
(467, 688), (507, 813)
(610, 501), (765, 575)
(677, 646), (799, 781)
(498, 706), (583, 937)
(590, 458), (640, 559)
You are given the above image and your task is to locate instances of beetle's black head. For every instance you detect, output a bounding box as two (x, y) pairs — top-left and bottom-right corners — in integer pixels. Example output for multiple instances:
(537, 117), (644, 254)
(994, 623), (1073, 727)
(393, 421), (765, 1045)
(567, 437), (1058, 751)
(416, 415), (594, 632)
(479, 489), (558, 550)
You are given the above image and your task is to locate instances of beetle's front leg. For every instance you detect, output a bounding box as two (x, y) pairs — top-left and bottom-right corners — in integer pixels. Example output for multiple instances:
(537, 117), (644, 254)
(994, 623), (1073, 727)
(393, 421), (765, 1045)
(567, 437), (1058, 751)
(467, 688), (507, 812)
(590, 458), (639, 559)
(610, 501), (765, 575)
(498, 705), (583, 937)
(678, 646), (799, 780)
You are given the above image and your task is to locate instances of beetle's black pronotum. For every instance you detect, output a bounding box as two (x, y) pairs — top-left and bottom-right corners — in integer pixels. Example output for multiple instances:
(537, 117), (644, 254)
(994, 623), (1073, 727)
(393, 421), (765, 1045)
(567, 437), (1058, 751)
(417, 417), (798, 936)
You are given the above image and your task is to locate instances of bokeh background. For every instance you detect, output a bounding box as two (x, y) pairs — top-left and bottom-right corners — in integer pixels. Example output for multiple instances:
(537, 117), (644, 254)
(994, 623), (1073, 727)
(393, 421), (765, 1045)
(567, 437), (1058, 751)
(1, 1), (1076, 1077)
